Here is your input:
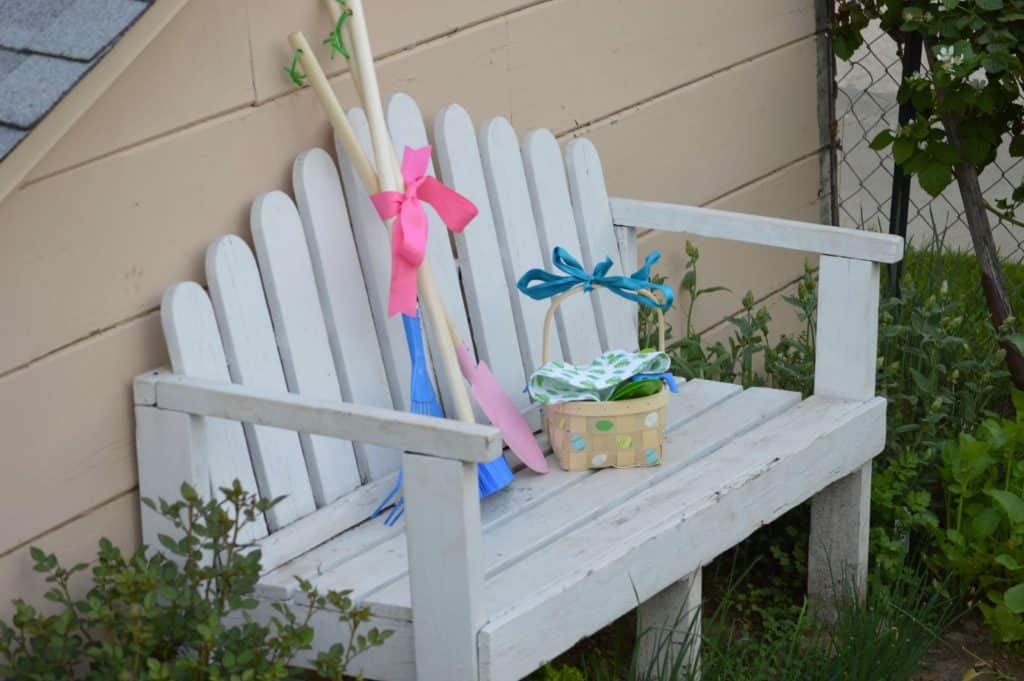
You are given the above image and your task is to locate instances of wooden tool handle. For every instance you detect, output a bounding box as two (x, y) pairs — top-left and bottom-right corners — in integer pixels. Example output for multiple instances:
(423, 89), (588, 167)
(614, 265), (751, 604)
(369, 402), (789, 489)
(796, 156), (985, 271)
(288, 32), (379, 193)
(346, 0), (477, 425)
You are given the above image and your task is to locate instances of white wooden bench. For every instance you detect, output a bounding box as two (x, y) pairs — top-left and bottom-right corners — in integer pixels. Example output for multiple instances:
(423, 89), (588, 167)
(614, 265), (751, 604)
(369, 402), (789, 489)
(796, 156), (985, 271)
(133, 93), (903, 681)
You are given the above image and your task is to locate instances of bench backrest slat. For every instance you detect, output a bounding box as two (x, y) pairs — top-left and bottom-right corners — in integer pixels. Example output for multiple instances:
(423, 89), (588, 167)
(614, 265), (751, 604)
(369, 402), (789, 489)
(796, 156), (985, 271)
(293, 148), (400, 481)
(478, 116), (564, 375)
(335, 109), (414, 411)
(434, 103), (530, 416)
(251, 191), (362, 504)
(160, 282), (268, 540)
(158, 93), (633, 545)
(521, 129), (604, 364)
(206, 236), (317, 529)
(565, 138), (639, 352)
(385, 93), (477, 420)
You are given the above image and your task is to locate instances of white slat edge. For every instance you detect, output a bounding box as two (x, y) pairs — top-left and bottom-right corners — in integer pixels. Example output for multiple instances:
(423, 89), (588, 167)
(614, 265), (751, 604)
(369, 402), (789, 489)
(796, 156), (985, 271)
(159, 282), (267, 540)
(363, 386), (797, 618)
(521, 129), (603, 364)
(478, 397), (885, 681)
(434, 103), (530, 414)
(479, 116), (564, 375)
(335, 108), (413, 411)
(386, 93), (474, 419)
(251, 191), (362, 505)
(306, 380), (741, 603)
(293, 148), (401, 480)
(565, 138), (638, 353)
(205, 236), (317, 529)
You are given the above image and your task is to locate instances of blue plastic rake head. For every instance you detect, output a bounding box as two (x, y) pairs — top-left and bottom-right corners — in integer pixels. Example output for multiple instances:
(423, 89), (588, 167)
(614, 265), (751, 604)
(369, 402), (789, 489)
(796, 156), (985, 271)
(371, 311), (513, 526)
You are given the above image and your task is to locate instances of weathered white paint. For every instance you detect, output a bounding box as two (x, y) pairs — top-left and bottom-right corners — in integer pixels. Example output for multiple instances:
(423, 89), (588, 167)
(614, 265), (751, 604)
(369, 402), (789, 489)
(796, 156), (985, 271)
(478, 397), (886, 681)
(364, 386), (800, 620)
(565, 138), (637, 352)
(385, 93), (475, 419)
(479, 116), (563, 375)
(403, 453), (483, 681)
(521, 129), (603, 364)
(610, 198), (904, 263)
(293, 147), (401, 481)
(138, 94), (897, 681)
(206, 235), (317, 530)
(309, 380), (743, 607)
(134, 405), (209, 550)
(335, 108), (413, 410)
(149, 372), (503, 462)
(434, 104), (530, 415)
(808, 255), (881, 614)
(251, 190), (362, 504)
(637, 570), (702, 679)
(159, 282), (266, 540)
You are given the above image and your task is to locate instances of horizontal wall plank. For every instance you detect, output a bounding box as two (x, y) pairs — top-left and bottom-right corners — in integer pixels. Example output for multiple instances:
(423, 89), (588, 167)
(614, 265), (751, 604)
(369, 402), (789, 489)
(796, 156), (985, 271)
(639, 153), (823, 336)
(585, 37), (821, 204)
(245, 0), (534, 104)
(28, 1), (255, 181)
(0, 28), (820, 376)
(30, 0), (816, 183)
(0, 492), (139, 622)
(0, 314), (164, 555)
(507, 0), (815, 134)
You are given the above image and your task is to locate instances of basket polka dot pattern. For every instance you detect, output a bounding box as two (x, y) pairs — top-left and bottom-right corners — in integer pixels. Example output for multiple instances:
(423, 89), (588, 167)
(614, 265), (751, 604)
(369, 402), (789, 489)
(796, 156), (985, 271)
(545, 388), (669, 471)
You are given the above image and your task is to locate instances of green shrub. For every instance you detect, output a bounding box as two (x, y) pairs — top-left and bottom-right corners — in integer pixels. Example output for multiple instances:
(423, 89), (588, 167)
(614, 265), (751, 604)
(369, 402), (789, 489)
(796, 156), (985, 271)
(930, 394), (1024, 642)
(529, 564), (953, 681)
(643, 233), (1019, 642)
(0, 481), (390, 680)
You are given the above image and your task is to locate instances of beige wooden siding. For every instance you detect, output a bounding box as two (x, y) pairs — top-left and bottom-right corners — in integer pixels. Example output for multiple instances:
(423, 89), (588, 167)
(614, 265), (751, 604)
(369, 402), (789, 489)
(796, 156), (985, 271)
(0, 0), (826, 616)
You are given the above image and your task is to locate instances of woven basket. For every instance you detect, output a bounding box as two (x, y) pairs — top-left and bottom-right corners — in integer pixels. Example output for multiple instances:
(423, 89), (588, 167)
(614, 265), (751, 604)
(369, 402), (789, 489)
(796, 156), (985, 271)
(539, 287), (669, 471)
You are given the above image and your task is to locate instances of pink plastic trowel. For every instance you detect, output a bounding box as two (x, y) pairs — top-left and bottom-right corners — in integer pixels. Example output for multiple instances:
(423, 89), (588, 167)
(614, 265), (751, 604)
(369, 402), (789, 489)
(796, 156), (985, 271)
(450, 326), (549, 474)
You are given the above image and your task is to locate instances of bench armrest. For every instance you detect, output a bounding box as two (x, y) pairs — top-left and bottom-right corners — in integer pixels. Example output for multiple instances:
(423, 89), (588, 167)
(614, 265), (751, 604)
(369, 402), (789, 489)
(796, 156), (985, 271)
(147, 372), (504, 463)
(610, 198), (904, 264)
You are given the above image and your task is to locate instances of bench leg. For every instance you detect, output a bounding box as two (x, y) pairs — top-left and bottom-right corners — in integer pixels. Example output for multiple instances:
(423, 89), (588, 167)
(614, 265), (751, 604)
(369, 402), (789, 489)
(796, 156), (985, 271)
(403, 453), (483, 681)
(135, 406), (209, 551)
(808, 256), (878, 621)
(637, 568), (701, 679)
(807, 462), (871, 621)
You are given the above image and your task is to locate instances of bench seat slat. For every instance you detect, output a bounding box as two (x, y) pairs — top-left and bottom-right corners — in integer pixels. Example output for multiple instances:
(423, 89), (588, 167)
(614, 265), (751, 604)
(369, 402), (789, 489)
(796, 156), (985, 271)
(477, 396), (886, 681)
(360, 384), (799, 616)
(299, 379), (765, 604)
(259, 378), (737, 600)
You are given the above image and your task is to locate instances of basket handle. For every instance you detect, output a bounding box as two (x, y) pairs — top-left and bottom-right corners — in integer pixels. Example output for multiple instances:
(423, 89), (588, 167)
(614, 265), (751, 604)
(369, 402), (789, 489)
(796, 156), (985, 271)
(542, 287), (665, 364)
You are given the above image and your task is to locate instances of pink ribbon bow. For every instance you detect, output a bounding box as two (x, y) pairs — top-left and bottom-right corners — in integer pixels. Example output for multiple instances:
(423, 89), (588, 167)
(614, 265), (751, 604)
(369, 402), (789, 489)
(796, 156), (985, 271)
(370, 145), (478, 317)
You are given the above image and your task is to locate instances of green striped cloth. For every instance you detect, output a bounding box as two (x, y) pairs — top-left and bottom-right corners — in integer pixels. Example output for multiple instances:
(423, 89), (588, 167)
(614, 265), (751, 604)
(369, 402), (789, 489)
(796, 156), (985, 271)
(528, 350), (671, 405)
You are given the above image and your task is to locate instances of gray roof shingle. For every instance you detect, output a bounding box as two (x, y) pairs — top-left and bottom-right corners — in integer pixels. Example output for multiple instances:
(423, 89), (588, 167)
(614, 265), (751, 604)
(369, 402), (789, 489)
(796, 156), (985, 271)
(0, 0), (152, 161)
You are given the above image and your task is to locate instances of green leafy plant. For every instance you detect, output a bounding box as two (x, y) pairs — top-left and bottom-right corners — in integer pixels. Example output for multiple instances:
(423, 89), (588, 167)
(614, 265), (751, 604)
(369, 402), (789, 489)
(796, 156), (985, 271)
(931, 394), (1024, 641)
(528, 561), (953, 681)
(641, 241), (773, 386)
(0, 481), (390, 679)
(833, 0), (1024, 388)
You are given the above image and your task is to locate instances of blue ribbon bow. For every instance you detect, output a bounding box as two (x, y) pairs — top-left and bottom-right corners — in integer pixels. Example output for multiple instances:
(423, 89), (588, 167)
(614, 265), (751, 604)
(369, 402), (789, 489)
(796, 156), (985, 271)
(516, 247), (674, 310)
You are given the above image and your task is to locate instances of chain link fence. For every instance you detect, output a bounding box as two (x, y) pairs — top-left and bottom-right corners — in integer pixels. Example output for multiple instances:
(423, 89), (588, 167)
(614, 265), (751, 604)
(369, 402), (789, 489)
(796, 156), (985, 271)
(835, 21), (1024, 264)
